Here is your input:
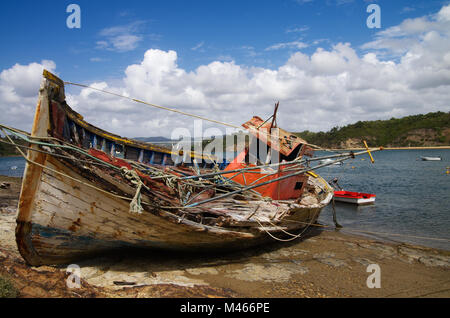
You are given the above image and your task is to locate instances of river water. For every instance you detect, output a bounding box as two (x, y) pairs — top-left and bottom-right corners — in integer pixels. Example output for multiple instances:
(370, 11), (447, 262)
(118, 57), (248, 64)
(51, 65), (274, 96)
(316, 149), (450, 251)
(1, 149), (449, 250)
(0, 156), (25, 178)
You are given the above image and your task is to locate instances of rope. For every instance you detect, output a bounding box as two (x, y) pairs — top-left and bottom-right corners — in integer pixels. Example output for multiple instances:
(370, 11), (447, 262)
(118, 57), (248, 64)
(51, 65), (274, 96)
(1, 124), (262, 209)
(253, 207), (321, 242)
(64, 81), (241, 129)
(120, 167), (149, 214)
(2, 125), (260, 209)
(255, 218), (312, 242)
(1, 125), (121, 172)
(0, 127), (191, 210)
(63, 81), (323, 150)
(0, 139), (115, 169)
(331, 197), (343, 228)
(1, 127), (131, 202)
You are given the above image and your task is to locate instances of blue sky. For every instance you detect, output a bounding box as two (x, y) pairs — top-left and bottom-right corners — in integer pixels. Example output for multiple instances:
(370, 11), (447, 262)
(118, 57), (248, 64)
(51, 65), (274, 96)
(0, 0), (445, 81)
(1, 0), (449, 138)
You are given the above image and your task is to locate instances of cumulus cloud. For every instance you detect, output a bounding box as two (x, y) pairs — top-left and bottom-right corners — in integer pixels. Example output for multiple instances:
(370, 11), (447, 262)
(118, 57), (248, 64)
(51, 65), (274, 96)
(0, 60), (56, 132)
(1, 5), (450, 139)
(362, 4), (450, 55)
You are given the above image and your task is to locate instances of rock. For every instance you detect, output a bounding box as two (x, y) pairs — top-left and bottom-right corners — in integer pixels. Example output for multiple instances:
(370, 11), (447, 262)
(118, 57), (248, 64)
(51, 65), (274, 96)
(398, 246), (425, 261)
(226, 262), (309, 283)
(80, 267), (104, 279)
(396, 245), (450, 267)
(344, 242), (358, 250)
(261, 247), (308, 260)
(358, 243), (397, 259)
(313, 252), (349, 268)
(352, 257), (376, 266)
(313, 252), (335, 259)
(0, 183), (11, 189)
(186, 267), (219, 276)
(83, 268), (207, 290)
(418, 255), (450, 268)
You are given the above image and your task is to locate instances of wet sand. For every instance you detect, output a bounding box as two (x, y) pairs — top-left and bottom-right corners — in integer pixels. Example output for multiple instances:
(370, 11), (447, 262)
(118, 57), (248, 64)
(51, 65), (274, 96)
(1, 175), (449, 298)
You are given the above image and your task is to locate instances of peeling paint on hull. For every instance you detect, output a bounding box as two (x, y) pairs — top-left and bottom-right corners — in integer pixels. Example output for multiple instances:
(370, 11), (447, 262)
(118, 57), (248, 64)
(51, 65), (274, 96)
(17, 153), (326, 265)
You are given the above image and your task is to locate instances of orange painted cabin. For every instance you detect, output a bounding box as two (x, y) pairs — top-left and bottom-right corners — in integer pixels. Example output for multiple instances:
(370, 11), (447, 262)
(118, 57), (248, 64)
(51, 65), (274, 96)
(223, 116), (314, 200)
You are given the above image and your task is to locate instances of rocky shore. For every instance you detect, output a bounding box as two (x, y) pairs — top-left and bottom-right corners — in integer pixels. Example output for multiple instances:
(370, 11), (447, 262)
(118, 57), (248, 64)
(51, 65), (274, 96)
(1, 175), (449, 298)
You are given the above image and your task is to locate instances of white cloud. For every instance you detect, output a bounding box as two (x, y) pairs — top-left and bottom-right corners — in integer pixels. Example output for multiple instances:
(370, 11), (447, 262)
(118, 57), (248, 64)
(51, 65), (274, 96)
(96, 21), (145, 52)
(265, 40), (309, 51)
(1, 5), (450, 140)
(191, 41), (205, 51)
(0, 60), (56, 132)
(362, 5), (450, 55)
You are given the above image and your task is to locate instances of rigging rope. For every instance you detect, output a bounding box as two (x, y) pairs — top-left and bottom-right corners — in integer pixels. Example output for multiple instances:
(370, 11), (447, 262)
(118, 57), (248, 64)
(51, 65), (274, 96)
(64, 81), (241, 129)
(120, 167), (148, 214)
(254, 207), (321, 242)
(0, 124), (264, 211)
(63, 81), (324, 150)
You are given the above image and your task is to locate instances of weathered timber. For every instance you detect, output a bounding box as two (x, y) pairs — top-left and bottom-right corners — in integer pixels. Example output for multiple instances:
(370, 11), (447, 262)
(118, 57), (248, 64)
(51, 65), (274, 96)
(14, 70), (334, 266)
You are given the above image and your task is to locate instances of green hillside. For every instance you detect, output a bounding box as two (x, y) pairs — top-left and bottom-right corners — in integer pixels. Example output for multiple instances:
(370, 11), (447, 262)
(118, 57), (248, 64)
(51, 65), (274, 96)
(0, 136), (28, 157)
(295, 111), (450, 148)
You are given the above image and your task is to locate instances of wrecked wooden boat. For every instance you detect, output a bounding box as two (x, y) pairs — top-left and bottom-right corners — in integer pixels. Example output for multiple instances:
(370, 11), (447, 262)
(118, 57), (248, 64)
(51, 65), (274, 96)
(10, 70), (380, 266)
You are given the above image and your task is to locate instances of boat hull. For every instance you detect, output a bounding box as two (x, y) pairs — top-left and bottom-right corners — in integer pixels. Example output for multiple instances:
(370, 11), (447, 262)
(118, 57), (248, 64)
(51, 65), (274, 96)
(333, 196), (375, 205)
(421, 157), (442, 161)
(333, 191), (376, 205)
(17, 145), (329, 266)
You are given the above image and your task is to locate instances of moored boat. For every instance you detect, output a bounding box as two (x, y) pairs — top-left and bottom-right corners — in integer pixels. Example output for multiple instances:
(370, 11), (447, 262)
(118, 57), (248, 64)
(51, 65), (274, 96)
(420, 156), (442, 161)
(334, 191), (376, 205)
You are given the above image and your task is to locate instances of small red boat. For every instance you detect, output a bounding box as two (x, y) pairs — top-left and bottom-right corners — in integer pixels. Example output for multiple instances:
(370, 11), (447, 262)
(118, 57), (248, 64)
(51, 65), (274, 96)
(333, 191), (376, 205)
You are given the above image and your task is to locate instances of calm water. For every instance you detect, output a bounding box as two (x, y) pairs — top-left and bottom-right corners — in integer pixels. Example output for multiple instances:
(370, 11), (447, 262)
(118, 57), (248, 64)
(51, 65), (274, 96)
(316, 149), (450, 251)
(1, 150), (449, 250)
(0, 156), (25, 177)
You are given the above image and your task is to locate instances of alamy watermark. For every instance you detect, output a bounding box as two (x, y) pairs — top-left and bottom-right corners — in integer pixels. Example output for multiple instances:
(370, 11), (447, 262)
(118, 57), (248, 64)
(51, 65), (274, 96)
(366, 264), (381, 288)
(169, 120), (281, 166)
(66, 264), (81, 289)
(66, 4), (81, 29)
(366, 4), (381, 29)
